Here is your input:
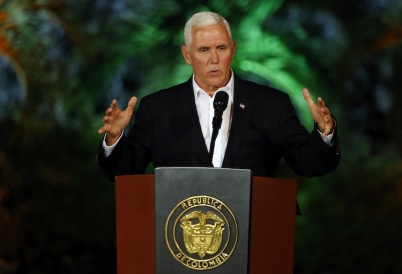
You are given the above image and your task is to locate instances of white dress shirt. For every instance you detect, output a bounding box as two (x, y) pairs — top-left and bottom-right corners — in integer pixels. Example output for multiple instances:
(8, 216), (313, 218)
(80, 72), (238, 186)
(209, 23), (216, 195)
(193, 74), (234, 167)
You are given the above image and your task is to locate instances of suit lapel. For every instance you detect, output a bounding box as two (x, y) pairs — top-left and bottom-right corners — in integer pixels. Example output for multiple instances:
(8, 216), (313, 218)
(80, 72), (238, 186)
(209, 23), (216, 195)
(174, 79), (209, 165)
(222, 76), (255, 168)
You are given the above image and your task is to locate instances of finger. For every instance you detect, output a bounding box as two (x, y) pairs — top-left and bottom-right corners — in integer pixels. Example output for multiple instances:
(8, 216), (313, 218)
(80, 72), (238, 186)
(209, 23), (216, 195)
(98, 127), (105, 134)
(302, 88), (311, 102)
(125, 96), (137, 114)
(322, 125), (331, 137)
(105, 107), (113, 115)
(323, 119), (334, 137)
(319, 100), (332, 118)
(110, 99), (119, 111)
(317, 97), (324, 104)
(319, 109), (333, 125)
(317, 97), (327, 110)
(98, 125), (110, 134)
(320, 106), (330, 116)
(302, 88), (316, 109)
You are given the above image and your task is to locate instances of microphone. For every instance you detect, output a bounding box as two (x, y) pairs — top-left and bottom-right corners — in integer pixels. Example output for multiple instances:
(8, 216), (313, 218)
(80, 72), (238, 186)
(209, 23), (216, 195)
(208, 91), (229, 167)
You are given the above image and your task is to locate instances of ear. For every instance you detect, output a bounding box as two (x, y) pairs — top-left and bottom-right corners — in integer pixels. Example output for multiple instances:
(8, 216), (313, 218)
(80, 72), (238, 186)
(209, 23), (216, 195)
(181, 45), (192, 65)
(231, 40), (237, 57)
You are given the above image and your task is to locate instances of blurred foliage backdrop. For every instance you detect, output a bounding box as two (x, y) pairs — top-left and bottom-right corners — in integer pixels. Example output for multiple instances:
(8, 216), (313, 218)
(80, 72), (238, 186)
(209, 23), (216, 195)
(0, 0), (401, 273)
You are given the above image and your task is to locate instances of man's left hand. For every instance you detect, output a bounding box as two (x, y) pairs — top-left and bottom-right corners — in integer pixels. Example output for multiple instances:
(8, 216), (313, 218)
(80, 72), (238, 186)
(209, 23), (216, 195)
(302, 88), (334, 137)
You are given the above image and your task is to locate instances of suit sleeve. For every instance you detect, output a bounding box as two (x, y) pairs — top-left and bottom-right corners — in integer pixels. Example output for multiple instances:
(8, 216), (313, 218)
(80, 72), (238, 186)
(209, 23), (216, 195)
(279, 94), (340, 177)
(96, 98), (153, 182)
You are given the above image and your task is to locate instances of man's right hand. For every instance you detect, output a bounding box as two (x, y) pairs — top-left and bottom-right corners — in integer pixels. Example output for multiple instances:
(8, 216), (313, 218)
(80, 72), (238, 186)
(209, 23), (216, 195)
(98, 96), (137, 146)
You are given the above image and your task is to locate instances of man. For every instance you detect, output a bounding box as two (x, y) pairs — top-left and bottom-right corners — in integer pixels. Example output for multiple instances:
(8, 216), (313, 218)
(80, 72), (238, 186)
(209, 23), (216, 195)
(97, 12), (340, 182)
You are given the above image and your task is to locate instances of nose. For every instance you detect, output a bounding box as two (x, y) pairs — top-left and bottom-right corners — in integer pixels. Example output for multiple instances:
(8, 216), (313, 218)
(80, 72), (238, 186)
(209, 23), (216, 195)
(210, 50), (219, 64)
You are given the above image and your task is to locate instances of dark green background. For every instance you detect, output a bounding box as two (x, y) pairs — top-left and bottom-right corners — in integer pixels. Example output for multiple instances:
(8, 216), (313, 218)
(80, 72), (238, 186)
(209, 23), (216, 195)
(0, 0), (401, 273)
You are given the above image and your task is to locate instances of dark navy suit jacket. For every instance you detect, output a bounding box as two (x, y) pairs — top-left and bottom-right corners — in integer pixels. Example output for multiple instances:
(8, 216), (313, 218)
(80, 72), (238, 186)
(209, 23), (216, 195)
(97, 75), (340, 182)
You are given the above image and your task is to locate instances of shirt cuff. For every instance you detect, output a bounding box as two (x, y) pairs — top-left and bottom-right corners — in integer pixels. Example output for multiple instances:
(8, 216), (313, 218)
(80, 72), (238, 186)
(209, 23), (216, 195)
(316, 119), (336, 146)
(102, 130), (124, 157)
(320, 132), (334, 146)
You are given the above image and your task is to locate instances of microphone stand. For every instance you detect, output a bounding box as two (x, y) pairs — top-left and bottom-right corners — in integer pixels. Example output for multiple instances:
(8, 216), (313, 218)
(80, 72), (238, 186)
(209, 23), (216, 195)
(207, 91), (229, 167)
(207, 116), (222, 167)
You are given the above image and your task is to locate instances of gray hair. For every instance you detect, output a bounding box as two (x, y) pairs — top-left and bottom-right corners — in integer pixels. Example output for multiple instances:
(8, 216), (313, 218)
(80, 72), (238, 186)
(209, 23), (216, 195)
(184, 12), (232, 47)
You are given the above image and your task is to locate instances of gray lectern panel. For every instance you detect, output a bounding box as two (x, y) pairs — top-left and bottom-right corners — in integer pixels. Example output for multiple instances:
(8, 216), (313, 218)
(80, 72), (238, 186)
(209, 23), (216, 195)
(155, 167), (251, 274)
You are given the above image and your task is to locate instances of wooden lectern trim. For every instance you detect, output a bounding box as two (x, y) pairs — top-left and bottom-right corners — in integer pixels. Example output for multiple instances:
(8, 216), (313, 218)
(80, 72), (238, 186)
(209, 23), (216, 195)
(249, 177), (297, 274)
(115, 175), (155, 274)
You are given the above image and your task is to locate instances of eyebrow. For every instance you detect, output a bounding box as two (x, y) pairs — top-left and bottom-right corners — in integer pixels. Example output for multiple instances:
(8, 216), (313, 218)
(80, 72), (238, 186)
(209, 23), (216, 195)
(197, 44), (227, 50)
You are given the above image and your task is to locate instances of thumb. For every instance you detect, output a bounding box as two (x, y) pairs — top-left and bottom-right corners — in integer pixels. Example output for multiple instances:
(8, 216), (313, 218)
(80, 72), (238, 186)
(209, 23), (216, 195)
(302, 88), (310, 99)
(125, 96), (137, 114)
(302, 88), (315, 108)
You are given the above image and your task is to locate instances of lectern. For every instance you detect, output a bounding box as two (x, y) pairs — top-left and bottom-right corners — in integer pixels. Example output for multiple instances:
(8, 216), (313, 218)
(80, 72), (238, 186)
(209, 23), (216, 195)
(115, 167), (297, 274)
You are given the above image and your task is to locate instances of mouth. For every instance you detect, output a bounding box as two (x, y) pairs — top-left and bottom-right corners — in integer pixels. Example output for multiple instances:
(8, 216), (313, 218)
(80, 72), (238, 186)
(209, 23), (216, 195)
(209, 70), (220, 75)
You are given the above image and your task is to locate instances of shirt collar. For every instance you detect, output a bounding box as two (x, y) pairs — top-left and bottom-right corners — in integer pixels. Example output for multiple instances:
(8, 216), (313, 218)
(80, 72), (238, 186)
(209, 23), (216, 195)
(192, 70), (234, 102)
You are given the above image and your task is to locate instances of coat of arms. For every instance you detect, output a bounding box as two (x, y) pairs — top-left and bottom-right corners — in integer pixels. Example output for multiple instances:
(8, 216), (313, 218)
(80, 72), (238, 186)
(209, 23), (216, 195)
(165, 195), (238, 270)
(180, 210), (225, 258)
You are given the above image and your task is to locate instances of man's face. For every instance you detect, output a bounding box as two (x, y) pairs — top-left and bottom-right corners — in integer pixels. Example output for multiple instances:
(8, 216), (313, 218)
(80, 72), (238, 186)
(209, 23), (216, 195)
(181, 23), (236, 95)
